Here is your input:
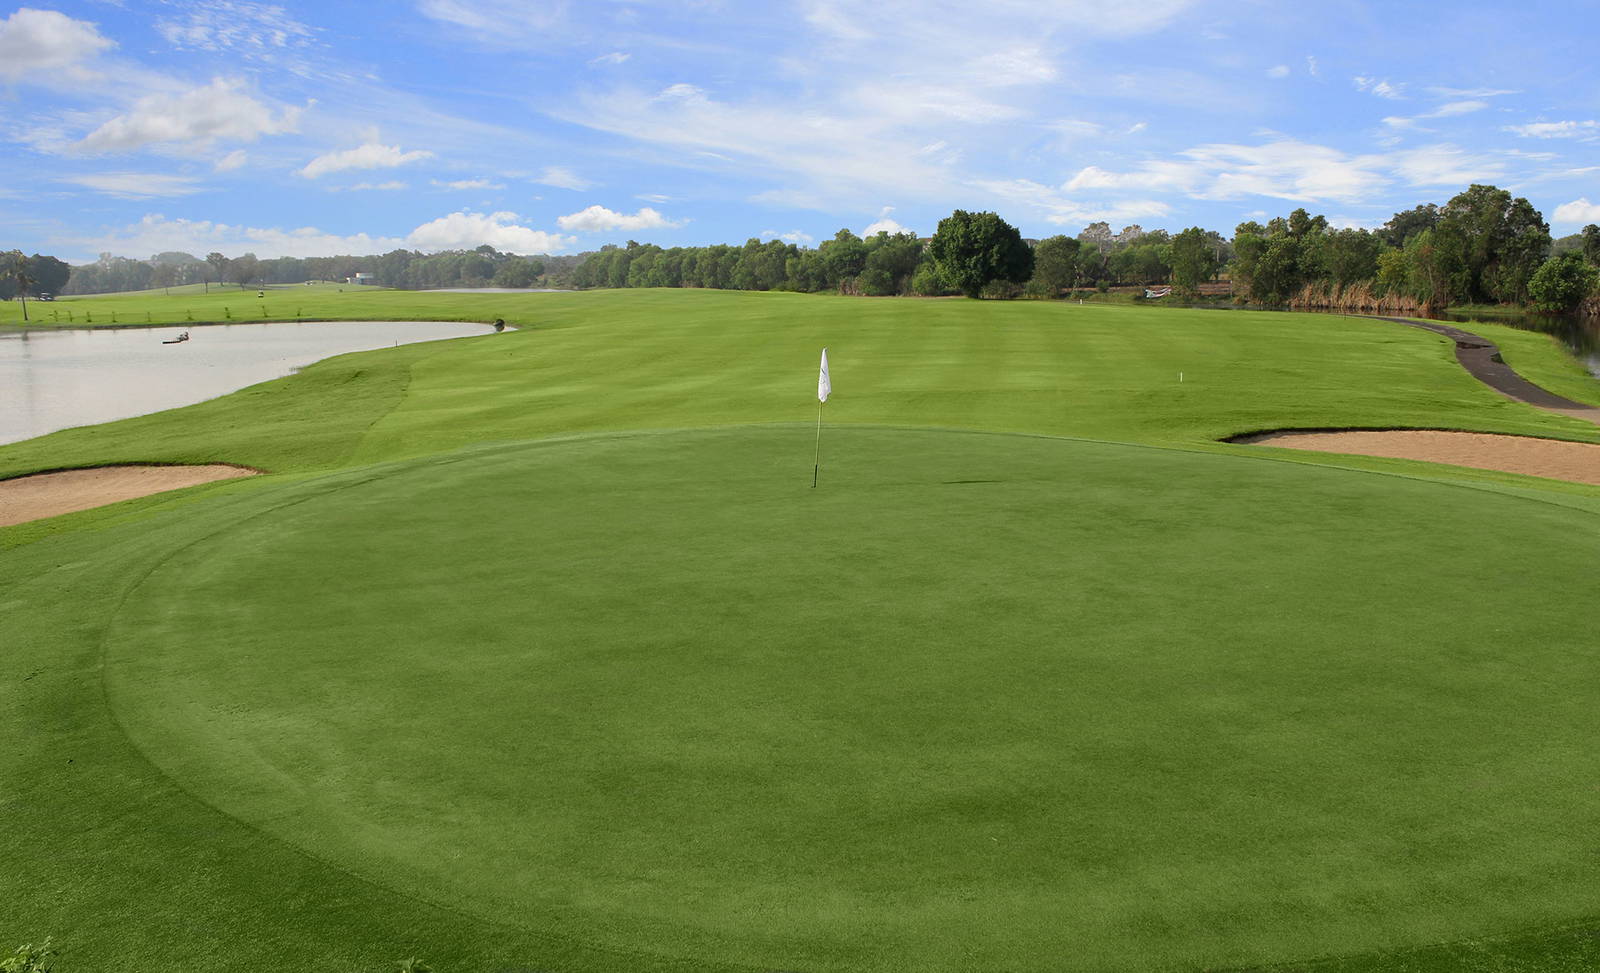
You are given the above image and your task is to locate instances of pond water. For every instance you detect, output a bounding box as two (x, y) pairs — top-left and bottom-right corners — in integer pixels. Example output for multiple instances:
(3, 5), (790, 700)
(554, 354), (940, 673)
(0, 320), (496, 447)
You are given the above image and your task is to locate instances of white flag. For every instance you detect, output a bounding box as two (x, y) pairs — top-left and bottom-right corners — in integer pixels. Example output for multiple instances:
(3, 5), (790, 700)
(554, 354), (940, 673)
(817, 347), (831, 403)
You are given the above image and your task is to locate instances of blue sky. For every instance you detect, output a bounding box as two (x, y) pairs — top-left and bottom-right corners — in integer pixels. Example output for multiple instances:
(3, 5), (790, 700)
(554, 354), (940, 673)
(2, 0), (1597, 262)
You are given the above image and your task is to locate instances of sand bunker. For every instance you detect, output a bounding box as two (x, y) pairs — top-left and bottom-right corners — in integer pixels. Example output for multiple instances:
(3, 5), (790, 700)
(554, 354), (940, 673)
(0, 465), (259, 527)
(1241, 430), (1600, 486)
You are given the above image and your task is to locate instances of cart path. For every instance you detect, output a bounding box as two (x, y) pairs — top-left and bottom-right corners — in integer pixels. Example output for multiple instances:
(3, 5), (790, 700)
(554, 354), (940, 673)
(1364, 315), (1600, 424)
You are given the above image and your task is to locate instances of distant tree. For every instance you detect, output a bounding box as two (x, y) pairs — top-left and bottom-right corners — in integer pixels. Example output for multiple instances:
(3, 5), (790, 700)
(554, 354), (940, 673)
(3, 250), (37, 321)
(1434, 184), (1550, 304)
(228, 252), (260, 289)
(1169, 227), (1218, 296)
(860, 232), (923, 295)
(25, 254), (69, 296)
(205, 251), (229, 292)
(1381, 204), (1441, 248)
(1286, 208), (1327, 239)
(1029, 235), (1079, 296)
(818, 229), (868, 290)
(927, 210), (1033, 298)
(150, 261), (178, 293)
(1583, 224), (1600, 266)
(1527, 251), (1599, 312)
(491, 257), (544, 288)
(1305, 228), (1383, 288)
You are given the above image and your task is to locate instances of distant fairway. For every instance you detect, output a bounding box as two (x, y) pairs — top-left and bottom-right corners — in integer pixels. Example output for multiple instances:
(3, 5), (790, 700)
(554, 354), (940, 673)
(4, 290), (1600, 972)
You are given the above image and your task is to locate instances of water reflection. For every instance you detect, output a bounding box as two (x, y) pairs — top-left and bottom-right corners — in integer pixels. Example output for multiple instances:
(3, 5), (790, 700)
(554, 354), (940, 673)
(0, 320), (495, 446)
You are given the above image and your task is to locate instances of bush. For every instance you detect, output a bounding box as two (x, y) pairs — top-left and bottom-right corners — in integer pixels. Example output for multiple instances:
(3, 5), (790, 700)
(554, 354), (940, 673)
(1527, 251), (1599, 312)
(910, 263), (946, 297)
(980, 279), (1022, 300)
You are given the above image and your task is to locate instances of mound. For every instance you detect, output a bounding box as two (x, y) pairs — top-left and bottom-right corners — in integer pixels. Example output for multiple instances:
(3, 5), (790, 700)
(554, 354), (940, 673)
(100, 427), (1600, 972)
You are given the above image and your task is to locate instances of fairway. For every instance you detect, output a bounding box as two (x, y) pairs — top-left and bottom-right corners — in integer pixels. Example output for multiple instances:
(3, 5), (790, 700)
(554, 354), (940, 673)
(103, 428), (1600, 971)
(5, 291), (1600, 972)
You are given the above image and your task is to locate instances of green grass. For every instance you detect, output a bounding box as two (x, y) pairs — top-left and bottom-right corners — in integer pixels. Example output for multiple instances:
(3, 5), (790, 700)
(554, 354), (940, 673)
(4, 289), (1600, 972)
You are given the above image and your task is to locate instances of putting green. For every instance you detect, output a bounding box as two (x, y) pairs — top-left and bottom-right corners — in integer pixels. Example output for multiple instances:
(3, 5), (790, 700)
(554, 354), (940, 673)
(104, 426), (1600, 972)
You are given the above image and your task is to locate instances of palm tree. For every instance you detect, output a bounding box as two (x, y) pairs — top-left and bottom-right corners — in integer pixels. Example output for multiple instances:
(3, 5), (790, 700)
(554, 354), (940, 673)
(3, 251), (36, 323)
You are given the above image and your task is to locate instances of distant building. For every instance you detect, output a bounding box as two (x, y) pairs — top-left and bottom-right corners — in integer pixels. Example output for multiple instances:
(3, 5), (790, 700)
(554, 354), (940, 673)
(347, 273), (379, 286)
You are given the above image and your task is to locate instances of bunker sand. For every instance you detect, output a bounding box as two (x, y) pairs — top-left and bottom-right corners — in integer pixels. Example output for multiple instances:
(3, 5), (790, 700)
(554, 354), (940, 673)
(0, 465), (259, 527)
(1242, 429), (1600, 486)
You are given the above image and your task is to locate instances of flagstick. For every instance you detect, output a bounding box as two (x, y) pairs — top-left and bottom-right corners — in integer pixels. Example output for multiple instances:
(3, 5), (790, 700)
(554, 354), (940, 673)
(812, 399), (824, 488)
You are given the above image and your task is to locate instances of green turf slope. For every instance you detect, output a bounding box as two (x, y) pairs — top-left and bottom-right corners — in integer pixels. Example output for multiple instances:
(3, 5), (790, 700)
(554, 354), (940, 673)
(5, 291), (1600, 972)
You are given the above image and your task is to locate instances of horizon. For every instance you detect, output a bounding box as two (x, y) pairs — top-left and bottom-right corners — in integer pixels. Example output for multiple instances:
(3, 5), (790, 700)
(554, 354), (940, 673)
(3, 0), (1597, 264)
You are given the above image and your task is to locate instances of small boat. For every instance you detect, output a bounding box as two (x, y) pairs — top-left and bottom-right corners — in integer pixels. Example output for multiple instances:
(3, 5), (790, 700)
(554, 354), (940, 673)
(162, 331), (190, 345)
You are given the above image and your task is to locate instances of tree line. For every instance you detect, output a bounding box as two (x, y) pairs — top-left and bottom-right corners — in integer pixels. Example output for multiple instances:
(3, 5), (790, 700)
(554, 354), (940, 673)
(8, 182), (1598, 313)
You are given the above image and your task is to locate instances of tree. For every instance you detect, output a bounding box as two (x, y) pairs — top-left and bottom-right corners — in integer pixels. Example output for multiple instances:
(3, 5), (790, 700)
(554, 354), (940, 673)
(927, 210), (1033, 298)
(3, 250), (37, 321)
(1169, 227), (1218, 296)
(205, 251), (229, 293)
(1029, 235), (1079, 296)
(150, 262), (178, 293)
(1381, 204), (1440, 247)
(818, 229), (868, 290)
(1527, 251), (1598, 312)
(26, 254), (70, 296)
(1434, 184), (1550, 304)
(1582, 224), (1600, 266)
(228, 253), (260, 289)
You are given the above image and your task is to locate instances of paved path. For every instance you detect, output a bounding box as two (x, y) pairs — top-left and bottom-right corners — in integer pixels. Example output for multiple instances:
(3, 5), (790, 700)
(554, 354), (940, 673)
(1364, 315), (1600, 425)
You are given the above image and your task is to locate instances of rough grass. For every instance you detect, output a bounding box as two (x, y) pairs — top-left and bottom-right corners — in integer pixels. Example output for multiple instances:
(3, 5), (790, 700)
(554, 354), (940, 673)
(4, 289), (1600, 972)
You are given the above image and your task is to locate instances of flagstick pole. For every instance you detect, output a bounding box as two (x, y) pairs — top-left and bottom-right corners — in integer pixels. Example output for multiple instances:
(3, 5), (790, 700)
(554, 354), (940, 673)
(812, 399), (823, 488)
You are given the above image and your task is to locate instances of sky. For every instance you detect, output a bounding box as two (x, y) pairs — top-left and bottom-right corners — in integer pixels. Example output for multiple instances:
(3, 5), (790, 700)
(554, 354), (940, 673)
(1, 0), (1597, 263)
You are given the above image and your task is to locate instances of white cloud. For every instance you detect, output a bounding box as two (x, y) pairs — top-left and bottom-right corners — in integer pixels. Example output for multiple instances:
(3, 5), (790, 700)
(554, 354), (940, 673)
(214, 149), (248, 172)
(156, 1), (317, 61)
(68, 211), (576, 261)
(974, 178), (1171, 226)
(1305, 55), (1319, 76)
(556, 205), (683, 232)
(336, 181), (408, 192)
(862, 206), (909, 236)
(0, 8), (114, 81)
(1066, 139), (1390, 204)
(64, 173), (204, 198)
(408, 211), (573, 252)
(1506, 120), (1598, 139)
(76, 78), (303, 153)
(1353, 76), (1403, 99)
(1267, 65), (1289, 79)
(1389, 144), (1505, 186)
(1553, 198), (1600, 225)
(863, 217), (909, 236)
(432, 178), (505, 190)
(761, 229), (815, 245)
(1426, 86), (1517, 99)
(589, 51), (630, 66)
(535, 166), (593, 190)
(300, 142), (433, 178)
(635, 193), (672, 203)
(1426, 99), (1488, 118)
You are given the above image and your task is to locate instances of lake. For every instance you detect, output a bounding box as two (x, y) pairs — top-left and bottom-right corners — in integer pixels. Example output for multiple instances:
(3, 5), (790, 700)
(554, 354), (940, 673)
(0, 320), (497, 447)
